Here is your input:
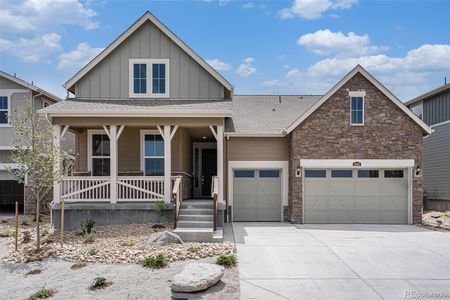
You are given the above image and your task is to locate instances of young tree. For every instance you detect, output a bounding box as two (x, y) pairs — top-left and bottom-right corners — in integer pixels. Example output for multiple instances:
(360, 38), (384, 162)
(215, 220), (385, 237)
(8, 99), (66, 250)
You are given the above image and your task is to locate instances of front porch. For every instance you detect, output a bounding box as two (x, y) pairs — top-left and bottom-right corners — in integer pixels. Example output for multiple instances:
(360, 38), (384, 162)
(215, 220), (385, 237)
(51, 119), (225, 232)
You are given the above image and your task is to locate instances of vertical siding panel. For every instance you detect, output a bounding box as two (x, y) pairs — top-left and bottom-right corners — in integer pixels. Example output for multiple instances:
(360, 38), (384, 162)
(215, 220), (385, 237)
(90, 68), (101, 98)
(140, 22), (150, 58)
(130, 29), (140, 58)
(150, 24), (160, 58)
(170, 44), (180, 98)
(180, 51), (190, 98)
(160, 34), (170, 59)
(100, 60), (110, 98)
(110, 49), (121, 98)
(190, 58), (200, 98)
(120, 43), (129, 98)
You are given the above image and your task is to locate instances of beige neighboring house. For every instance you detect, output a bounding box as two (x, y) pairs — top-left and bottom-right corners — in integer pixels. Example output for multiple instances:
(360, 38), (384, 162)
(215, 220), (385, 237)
(40, 11), (430, 242)
(0, 71), (74, 214)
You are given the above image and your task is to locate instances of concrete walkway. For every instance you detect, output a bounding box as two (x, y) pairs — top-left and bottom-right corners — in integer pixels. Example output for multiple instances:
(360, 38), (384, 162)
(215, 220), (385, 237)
(234, 222), (450, 300)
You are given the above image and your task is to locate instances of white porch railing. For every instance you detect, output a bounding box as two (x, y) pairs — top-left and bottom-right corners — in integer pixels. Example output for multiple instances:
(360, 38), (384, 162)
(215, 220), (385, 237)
(60, 176), (182, 202)
(61, 176), (111, 202)
(117, 176), (164, 201)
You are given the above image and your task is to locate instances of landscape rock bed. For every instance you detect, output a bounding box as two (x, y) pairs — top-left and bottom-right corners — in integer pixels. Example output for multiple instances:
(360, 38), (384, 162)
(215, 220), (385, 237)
(422, 211), (450, 231)
(3, 223), (235, 264)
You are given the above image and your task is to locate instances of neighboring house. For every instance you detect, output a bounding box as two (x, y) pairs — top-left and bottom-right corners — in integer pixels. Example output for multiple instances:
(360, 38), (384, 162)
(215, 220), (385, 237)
(406, 84), (450, 210)
(0, 71), (73, 214)
(39, 11), (430, 241)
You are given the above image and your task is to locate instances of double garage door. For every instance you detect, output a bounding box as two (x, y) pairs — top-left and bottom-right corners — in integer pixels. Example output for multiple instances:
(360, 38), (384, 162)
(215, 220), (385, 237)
(304, 169), (408, 224)
(0, 180), (24, 213)
(233, 169), (281, 221)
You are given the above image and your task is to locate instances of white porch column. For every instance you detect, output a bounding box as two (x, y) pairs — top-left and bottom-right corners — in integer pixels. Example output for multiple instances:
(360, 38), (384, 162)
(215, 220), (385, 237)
(217, 125), (224, 204)
(164, 125), (172, 203)
(53, 125), (61, 204)
(109, 125), (118, 204)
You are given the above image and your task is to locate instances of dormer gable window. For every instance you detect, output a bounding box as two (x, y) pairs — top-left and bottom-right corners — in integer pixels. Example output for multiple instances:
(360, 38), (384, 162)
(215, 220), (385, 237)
(129, 59), (169, 98)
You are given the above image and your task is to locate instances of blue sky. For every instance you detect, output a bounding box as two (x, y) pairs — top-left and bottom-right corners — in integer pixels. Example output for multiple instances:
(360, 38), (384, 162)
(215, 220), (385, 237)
(1, 0), (449, 101)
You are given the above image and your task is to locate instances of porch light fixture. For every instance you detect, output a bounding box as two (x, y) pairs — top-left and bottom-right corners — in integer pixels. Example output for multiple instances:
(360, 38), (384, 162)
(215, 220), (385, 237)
(415, 165), (421, 177)
(296, 164), (301, 178)
(202, 136), (207, 140)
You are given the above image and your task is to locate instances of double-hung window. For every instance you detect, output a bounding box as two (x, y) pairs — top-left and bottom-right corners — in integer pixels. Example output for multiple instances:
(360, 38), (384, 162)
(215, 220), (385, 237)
(91, 133), (110, 176)
(350, 94), (364, 125)
(142, 132), (164, 176)
(0, 95), (10, 126)
(129, 59), (169, 98)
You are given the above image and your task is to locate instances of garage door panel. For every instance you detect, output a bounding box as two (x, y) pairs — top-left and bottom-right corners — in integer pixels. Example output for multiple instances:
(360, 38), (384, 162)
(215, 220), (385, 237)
(233, 169), (281, 222)
(304, 168), (408, 224)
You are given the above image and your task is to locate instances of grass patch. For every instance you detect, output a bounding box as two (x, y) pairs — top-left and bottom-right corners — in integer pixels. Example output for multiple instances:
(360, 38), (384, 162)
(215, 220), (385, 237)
(89, 277), (112, 290)
(216, 255), (237, 267)
(25, 269), (42, 276)
(0, 230), (14, 238)
(70, 260), (87, 270)
(142, 254), (167, 269)
(28, 287), (56, 299)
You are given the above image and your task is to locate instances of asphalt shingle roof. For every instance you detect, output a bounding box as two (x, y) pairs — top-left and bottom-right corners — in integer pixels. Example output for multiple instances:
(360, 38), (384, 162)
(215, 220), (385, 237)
(41, 99), (233, 113)
(226, 95), (322, 134)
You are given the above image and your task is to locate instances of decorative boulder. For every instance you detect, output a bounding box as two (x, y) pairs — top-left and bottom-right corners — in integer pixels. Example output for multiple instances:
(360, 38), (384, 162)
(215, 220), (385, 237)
(149, 231), (183, 245)
(431, 212), (442, 219)
(171, 263), (225, 292)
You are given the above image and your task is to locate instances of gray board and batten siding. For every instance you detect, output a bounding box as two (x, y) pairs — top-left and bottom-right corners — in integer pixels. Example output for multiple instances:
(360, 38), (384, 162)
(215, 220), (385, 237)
(74, 20), (225, 100)
(423, 90), (450, 126)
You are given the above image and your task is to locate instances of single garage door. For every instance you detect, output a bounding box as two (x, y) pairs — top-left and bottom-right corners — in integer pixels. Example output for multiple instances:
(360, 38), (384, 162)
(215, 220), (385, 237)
(304, 169), (408, 224)
(0, 180), (24, 213)
(233, 169), (281, 221)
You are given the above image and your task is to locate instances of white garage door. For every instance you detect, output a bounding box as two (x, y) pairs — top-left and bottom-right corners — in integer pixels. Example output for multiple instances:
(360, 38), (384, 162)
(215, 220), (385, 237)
(233, 169), (281, 221)
(304, 169), (408, 224)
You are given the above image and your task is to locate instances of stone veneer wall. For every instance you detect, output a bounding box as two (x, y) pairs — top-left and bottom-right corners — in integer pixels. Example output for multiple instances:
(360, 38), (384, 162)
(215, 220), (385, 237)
(288, 73), (424, 224)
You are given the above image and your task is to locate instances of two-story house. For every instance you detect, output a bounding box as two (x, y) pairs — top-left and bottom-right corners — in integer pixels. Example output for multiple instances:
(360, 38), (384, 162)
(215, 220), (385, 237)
(406, 83), (450, 210)
(40, 11), (430, 242)
(0, 71), (70, 214)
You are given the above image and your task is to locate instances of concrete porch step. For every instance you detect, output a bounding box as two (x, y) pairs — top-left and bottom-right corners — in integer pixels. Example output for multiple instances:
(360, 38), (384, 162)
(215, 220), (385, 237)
(180, 200), (213, 209)
(179, 208), (213, 215)
(178, 214), (213, 222)
(177, 220), (213, 228)
(173, 228), (213, 243)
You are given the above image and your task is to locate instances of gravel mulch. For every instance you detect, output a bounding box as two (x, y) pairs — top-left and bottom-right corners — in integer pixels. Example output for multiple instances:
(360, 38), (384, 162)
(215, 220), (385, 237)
(422, 210), (450, 231)
(2, 223), (236, 264)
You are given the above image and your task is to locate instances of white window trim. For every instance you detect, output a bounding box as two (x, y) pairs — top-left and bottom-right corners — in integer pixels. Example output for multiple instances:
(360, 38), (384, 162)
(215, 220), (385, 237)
(87, 129), (110, 173)
(139, 129), (164, 175)
(350, 93), (365, 126)
(0, 92), (12, 127)
(228, 160), (289, 222)
(129, 59), (170, 98)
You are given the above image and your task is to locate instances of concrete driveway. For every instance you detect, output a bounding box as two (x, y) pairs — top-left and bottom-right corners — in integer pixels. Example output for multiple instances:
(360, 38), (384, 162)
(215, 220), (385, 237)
(233, 222), (450, 300)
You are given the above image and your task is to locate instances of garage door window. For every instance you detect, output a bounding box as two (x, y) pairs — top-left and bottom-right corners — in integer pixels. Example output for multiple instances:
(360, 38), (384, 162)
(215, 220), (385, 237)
(358, 170), (379, 178)
(384, 170), (404, 178)
(305, 170), (326, 178)
(331, 170), (353, 178)
(235, 170), (255, 178)
(259, 170), (279, 178)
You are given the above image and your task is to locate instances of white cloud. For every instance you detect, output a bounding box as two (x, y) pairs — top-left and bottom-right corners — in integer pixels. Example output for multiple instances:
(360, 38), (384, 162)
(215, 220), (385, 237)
(279, 0), (358, 20)
(0, 33), (62, 63)
(236, 57), (257, 77)
(206, 58), (232, 71)
(262, 44), (450, 100)
(58, 42), (104, 70)
(262, 79), (281, 87)
(242, 2), (255, 9)
(0, 0), (98, 33)
(298, 29), (384, 57)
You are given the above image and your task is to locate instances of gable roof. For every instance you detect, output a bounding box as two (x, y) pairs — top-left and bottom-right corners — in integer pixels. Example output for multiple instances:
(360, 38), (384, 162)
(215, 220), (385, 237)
(64, 11), (233, 93)
(285, 65), (432, 135)
(225, 95), (322, 136)
(0, 71), (61, 103)
(404, 83), (450, 107)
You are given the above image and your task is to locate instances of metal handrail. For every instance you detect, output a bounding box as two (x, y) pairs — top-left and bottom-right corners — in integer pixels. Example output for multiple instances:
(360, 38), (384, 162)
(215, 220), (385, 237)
(211, 176), (218, 231)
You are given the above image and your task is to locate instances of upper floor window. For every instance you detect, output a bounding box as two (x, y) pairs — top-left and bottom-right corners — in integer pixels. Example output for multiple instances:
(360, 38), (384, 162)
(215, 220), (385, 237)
(350, 96), (364, 125)
(0, 95), (10, 126)
(129, 59), (169, 98)
(411, 103), (423, 120)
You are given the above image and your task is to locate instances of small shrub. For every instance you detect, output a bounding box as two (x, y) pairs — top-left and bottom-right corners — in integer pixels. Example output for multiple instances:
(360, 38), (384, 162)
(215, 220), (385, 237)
(70, 260), (87, 270)
(0, 230), (14, 238)
(142, 254), (167, 269)
(21, 219), (30, 226)
(40, 229), (49, 237)
(25, 256), (42, 263)
(88, 247), (97, 256)
(80, 219), (95, 235)
(83, 233), (95, 244)
(155, 200), (166, 223)
(216, 255), (237, 267)
(436, 219), (443, 227)
(89, 277), (112, 290)
(444, 211), (449, 217)
(25, 269), (42, 276)
(28, 287), (56, 299)
(121, 240), (134, 247)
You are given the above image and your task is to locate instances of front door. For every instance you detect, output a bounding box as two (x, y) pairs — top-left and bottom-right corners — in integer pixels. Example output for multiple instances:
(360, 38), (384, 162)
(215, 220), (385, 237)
(193, 143), (217, 198)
